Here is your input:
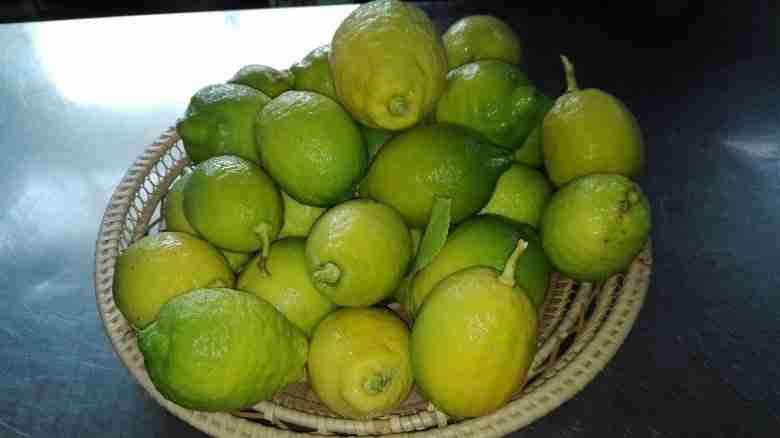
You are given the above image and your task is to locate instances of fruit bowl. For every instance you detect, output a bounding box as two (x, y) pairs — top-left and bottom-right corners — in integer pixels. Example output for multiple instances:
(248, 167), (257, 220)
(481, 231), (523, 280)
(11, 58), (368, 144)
(94, 128), (652, 437)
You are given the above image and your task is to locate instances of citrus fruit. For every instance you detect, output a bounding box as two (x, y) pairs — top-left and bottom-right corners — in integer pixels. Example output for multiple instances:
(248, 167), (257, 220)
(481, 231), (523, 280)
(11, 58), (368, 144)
(411, 240), (538, 417)
(360, 125), (395, 160)
(442, 15), (523, 70)
(219, 249), (252, 273)
(308, 307), (413, 419)
(138, 288), (308, 411)
(256, 90), (367, 207)
(228, 64), (293, 98)
(289, 45), (338, 101)
(408, 214), (550, 315)
(162, 170), (198, 236)
(113, 232), (234, 328)
(176, 83), (270, 164)
(480, 163), (554, 228)
(543, 56), (645, 187)
(237, 237), (338, 337)
(183, 155), (282, 255)
(435, 60), (540, 150)
(305, 199), (412, 307)
(278, 191), (326, 239)
(330, 0), (447, 130)
(514, 93), (554, 168)
(540, 173), (651, 281)
(360, 123), (512, 228)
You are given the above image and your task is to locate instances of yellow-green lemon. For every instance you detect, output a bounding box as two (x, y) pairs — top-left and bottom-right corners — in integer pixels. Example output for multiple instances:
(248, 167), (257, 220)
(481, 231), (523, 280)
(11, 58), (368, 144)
(290, 45), (338, 101)
(435, 60), (539, 150)
(480, 163), (554, 228)
(113, 232), (234, 328)
(305, 199), (412, 307)
(543, 56), (645, 187)
(330, 0), (448, 130)
(139, 288), (308, 411)
(176, 83), (270, 164)
(278, 191), (327, 239)
(228, 64), (293, 98)
(183, 155), (282, 255)
(442, 15), (523, 70)
(411, 241), (538, 417)
(237, 238), (338, 337)
(408, 214), (551, 315)
(514, 93), (554, 168)
(162, 170), (198, 236)
(360, 122), (512, 228)
(308, 307), (413, 419)
(540, 173), (651, 281)
(256, 90), (367, 207)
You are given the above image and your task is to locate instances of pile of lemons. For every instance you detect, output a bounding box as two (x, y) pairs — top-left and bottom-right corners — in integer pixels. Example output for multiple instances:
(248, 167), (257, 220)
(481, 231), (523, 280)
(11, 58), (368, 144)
(113, 0), (651, 421)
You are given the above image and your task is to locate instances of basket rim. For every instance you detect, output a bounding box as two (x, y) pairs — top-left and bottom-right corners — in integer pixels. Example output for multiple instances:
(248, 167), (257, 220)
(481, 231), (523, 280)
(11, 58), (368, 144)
(94, 128), (652, 438)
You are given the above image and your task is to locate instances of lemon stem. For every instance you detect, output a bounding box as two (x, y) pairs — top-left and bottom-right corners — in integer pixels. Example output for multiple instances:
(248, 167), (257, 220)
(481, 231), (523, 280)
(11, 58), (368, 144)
(560, 55), (579, 93)
(313, 262), (341, 286)
(388, 96), (408, 117)
(499, 239), (527, 287)
(254, 222), (272, 276)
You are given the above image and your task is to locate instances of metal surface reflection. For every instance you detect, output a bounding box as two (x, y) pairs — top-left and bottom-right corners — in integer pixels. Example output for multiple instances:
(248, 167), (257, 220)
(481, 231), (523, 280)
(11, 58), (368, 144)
(32, 6), (355, 106)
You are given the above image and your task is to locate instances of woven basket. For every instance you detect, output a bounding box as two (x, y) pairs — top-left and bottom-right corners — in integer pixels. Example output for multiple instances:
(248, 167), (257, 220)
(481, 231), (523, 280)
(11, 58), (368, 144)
(94, 128), (652, 437)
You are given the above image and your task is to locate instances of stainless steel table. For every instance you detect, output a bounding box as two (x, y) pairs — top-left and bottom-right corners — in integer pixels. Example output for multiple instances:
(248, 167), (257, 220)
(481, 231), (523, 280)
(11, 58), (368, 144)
(1, 2), (778, 437)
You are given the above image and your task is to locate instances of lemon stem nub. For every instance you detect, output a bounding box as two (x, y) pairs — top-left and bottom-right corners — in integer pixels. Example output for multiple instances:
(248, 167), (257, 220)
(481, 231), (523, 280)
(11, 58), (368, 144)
(313, 262), (341, 286)
(365, 373), (392, 395)
(254, 222), (273, 276)
(500, 239), (527, 286)
(560, 55), (579, 93)
(388, 96), (408, 117)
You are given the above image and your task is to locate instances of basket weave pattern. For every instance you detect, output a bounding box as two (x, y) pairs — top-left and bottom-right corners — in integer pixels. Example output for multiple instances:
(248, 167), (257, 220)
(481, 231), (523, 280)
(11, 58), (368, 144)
(94, 129), (651, 437)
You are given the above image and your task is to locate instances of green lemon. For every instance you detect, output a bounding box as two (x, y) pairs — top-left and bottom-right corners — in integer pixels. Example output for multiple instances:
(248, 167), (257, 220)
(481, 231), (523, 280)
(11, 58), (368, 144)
(408, 214), (551, 316)
(308, 308), (413, 419)
(514, 93), (554, 168)
(163, 170), (198, 236)
(360, 125), (395, 160)
(543, 56), (645, 187)
(219, 249), (253, 274)
(289, 45), (338, 101)
(183, 155), (282, 255)
(480, 163), (554, 228)
(256, 90), (367, 207)
(435, 60), (540, 150)
(138, 288), (308, 411)
(237, 238), (338, 337)
(330, 0), (447, 130)
(305, 199), (412, 307)
(442, 15), (523, 70)
(228, 64), (293, 98)
(278, 191), (326, 239)
(359, 122), (512, 228)
(176, 83), (270, 164)
(113, 232), (234, 328)
(411, 241), (537, 418)
(540, 173), (651, 281)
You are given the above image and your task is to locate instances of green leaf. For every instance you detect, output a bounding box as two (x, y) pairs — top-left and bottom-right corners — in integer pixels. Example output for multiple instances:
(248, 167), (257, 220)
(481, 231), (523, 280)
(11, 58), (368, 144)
(413, 197), (452, 272)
